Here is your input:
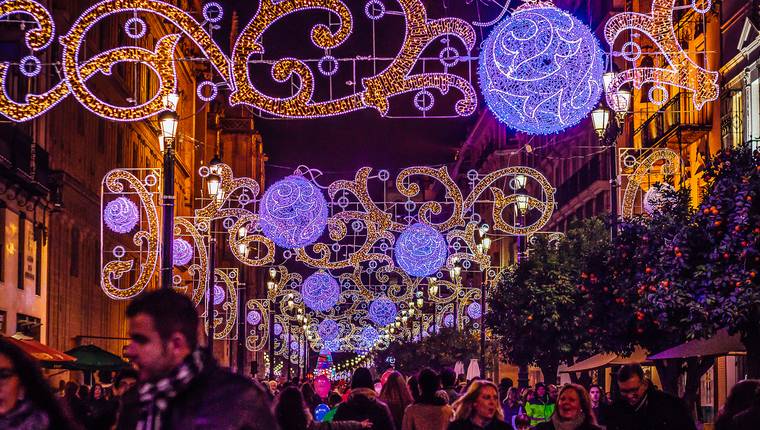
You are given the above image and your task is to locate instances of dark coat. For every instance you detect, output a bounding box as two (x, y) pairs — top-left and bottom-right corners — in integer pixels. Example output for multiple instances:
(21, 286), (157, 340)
(116, 362), (277, 430)
(533, 419), (602, 430)
(732, 405), (760, 430)
(604, 386), (697, 430)
(446, 418), (513, 430)
(333, 387), (396, 430)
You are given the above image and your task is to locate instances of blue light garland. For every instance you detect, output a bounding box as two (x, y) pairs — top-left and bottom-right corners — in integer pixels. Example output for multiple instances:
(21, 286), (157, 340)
(318, 319), (341, 341)
(478, 4), (604, 135)
(369, 297), (397, 326)
(259, 175), (328, 249)
(394, 222), (448, 277)
(302, 272), (341, 312)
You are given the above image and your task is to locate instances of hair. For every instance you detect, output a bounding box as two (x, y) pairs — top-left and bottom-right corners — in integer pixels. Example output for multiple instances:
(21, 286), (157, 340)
(301, 381), (317, 402)
(126, 289), (199, 349)
(77, 385), (90, 399)
(441, 368), (457, 387)
(505, 387), (520, 406)
(617, 364), (645, 383)
(452, 379), (504, 422)
(551, 383), (597, 426)
(90, 383), (104, 400)
(407, 375), (420, 401)
(274, 386), (310, 430)
(114, 368), (138, 390)
(0, 338), (77, 429)
(715, 379), (760, 430)
(328, 391), (342, 407)
(417, 368), (444, 404)
(351, 367), (374, 390)
(380, 371), (414, 407)
(64, 381), (79, 398)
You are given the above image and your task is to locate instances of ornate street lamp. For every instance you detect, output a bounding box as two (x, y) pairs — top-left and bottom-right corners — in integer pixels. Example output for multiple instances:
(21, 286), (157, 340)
(206, 155), (223, 356)
(159, 94), (179, 290)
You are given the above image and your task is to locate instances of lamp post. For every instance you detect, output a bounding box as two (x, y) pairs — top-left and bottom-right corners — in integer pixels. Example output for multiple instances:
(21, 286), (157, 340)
(478, 227), (491, 379)
(159, 94), (179, 290)
(592, 89), (630, 240)
(236, 227), (249, 375)
(267, 267), (277, 380)
(206, 156), (223, 356)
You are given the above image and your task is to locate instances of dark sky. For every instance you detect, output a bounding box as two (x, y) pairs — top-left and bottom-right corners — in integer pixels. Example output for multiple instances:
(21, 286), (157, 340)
(216, 0), (504, 177)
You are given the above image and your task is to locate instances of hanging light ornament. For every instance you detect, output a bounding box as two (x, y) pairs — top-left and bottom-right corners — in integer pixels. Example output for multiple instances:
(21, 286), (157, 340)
(302, 272), (341, 312)
(467, 302), (482, 320)
(103, 197), (139, 233)
(318, 319), (341, 341)
(361, 326), (380, 346)
(246, 310), (262, 325)
(172, 238), (193, 266)
(478, 1), (604, 134)
(394, 222), (448, 277)
(259, 175), (328, 249)
(643, 183), (676, 215)
(369, 297), (397, 327)
(205, 284), (226, 305)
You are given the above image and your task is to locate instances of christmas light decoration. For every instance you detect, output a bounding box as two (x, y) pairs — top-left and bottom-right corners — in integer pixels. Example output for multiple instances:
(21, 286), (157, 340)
(467, 302), (482, 319)
(246, 310), (262, 325)
(19, 55), (41, 77)
(206, 284), (226, 305)
(643, 183), (676, 215)
(318, 319), (341, 341)
(604, 0), (719, 111)
(103, 197), (139, 234)
(394, 222), (448, 277)
(0, 0), (478, 122)
(302, 272), (341, 312)
(259, 175), (328, 249)
(274, 323), (283, 336)
(621, 149), (681, 218)
(369, 297), (397, 326)
(172, 238), (193, 266)
(443, 313), (454, 327)
(478, 2), (604, 134)
(361, 326), (380, 346)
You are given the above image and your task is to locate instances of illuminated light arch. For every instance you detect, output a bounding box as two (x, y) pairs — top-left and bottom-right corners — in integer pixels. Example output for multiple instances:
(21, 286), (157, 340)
(621, 148), (682, 218)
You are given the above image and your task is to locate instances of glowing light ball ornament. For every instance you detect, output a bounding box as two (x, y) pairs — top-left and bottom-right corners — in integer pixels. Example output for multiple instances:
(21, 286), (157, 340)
(259, 175), (328, 249)
(643, 183), (676, 215)
(394, 223), (448, 277)
(369, 297), (397, 327)
(318, 319), (341, 341)
(478, 2), (604, 134)
(246, 310), (262, 325)
(302, 272), (341, 312)
(361, 326), (380, 347)
(103, 197), (139, 234)
(467, 302), (482, 320)
(172, 238), (193, 266)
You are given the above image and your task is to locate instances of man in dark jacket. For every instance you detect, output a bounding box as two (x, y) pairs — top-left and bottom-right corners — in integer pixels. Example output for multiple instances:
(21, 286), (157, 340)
(333, 367), (395, 430)
(604, 364), (696, 430)
(116, 289), (277, 430)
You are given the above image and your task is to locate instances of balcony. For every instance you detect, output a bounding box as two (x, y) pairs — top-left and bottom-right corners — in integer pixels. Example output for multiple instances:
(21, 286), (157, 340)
(0, 124), (52, 197)
(635, 93), (712, 149)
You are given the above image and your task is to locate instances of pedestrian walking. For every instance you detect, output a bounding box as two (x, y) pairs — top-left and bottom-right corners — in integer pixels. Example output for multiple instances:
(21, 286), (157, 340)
(501, 387), (522, 428)
(532, 384), (601, 430)
(402, 368), (454, 430)
(275, 386), (372, 430)
(525, 383), (554, 426)
(588, 384), (607, 426)
(115, 289), (277, 430)
(715, 379), (760, 430)
(334, 367), (396, 430)
(603, 364), (696, 430)
(379, 371), (414, 430)
(448, 379), (512, 430)
(0, 337), (78, 429)
(62, 381), (87, 427)
(441, 368), (461, 405)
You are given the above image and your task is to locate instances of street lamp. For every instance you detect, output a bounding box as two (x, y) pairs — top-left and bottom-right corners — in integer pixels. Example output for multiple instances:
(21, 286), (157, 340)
(159, 94), (179, 290)
(206, 155), (223, 356)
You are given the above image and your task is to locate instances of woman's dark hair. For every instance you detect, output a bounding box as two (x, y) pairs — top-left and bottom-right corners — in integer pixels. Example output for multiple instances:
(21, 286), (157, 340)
(77, 385), (89, 399)
(417, 368), (445, 405)
(407, 375), (420, 402)
(274, 386), (310, 430)
(351, 367), (374, 390)
(90, 383), (104, 400)
(715, 379), (760, 430)
(0, 338), (77, 429)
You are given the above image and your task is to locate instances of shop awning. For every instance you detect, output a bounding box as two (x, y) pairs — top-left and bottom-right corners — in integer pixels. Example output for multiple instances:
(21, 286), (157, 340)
(648, 329), (746, 360)
(4, 335), (76, 364)
(62, 344), (129, 371)
(561, 347), (650, 373)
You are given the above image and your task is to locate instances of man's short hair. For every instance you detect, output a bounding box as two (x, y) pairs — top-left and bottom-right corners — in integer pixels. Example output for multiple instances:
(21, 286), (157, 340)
(114, 368), (138, 388)
(126, 289), (198, 349)
(617, 364), (645, 383)
(441, 368), (457, 387)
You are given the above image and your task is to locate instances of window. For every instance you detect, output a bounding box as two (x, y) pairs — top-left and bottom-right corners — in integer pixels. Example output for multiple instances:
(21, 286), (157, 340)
(16, 313), (40, 340)
(17, 212), (24, 289)
(0, 310), (6, 335)
(748, 76), (760, 151)
(70, 227), (79, 277)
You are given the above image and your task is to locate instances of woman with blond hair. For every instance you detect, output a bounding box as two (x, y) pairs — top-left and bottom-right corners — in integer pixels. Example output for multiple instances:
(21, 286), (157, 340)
(533, 384), (601, 430)
(448, 379), (512, 430)
(380, 371), (414, 430)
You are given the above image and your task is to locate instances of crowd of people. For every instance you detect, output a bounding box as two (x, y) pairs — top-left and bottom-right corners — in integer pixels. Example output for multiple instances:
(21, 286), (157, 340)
(0, 289), (758, 430)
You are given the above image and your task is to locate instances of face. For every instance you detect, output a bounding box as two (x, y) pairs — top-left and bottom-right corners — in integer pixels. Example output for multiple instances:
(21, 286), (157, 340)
(93, 385), (102, 399)
(0, 354), (22, 415)
(589, 387), (601, 404)
(618, 375), (647, 406)
(537, 386), (546, 397)
(125, 313), (187, 382)
(557, 389), (582, 420)
(473, 386), (499, 421)
(549, 385), (558, 399)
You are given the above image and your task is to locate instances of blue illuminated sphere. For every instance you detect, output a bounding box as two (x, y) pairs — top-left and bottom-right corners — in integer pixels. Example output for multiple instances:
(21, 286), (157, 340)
(361, 326), (380, 347)
(318, 319), (340, 341)
(369, 297), (397, 326)
(324, 339), (341, 351)
(302, 272), (341, 312)
(478, 4), (604, 135)
(274, 323), (283, 336)
(467, 302), (482, 320)
(259, 175), (328, 249)
(394, 223), (448, 277)
(314, 404), (331, 421)
(443, 313), (455, 328)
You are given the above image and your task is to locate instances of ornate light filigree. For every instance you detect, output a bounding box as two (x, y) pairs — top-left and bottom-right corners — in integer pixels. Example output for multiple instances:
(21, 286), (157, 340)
(619, 148), (682, 217)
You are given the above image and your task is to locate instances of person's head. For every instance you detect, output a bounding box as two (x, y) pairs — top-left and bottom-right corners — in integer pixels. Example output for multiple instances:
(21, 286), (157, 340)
(417, 368), (441, 399)
(554, 384), (595, 425)
(274, 386), (310, 430)
(350, 367), (374, 390)
(441, 367), (457, 388)
(407, 375), (420, 400)
(498, 377), (513, 400)
(452, 379), (504, 422)
(535, 382), (546, 398)
(379, 371), (413, 405)
(548, 384), (558, 400)
(301, 382), (316, 400)
(125, 289), (199, 381)
(77, 385), (89, 399)
(268, 380), (279, 394)
(114, 368), (138, 396)
(506, 387), (520, 405)
(92, 383), (103, 400)
(514, 413), (531, 430)
(64, 381), (78, 398)
(616, 364), (648, 406)
(524, 388), (535, 402)
(716, 379), (760, 427)
(328, 391), (342, 408)
(589, 384), (603, 406)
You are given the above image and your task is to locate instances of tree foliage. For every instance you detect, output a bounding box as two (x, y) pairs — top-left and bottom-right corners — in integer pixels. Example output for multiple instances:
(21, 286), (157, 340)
(374, 328), (479, 374)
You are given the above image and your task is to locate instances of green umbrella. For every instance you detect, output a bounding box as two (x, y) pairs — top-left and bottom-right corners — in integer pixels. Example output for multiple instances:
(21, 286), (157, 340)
(62, 345), (129, 371)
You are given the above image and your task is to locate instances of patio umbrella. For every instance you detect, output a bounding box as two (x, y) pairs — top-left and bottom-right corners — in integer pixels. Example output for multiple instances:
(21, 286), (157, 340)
(62, 345), (129, 372)
(648, 329), (746, 360)
(466, 358), (481, 380)
(3, 334), (76, 367)
(561, 346), (651, 373)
